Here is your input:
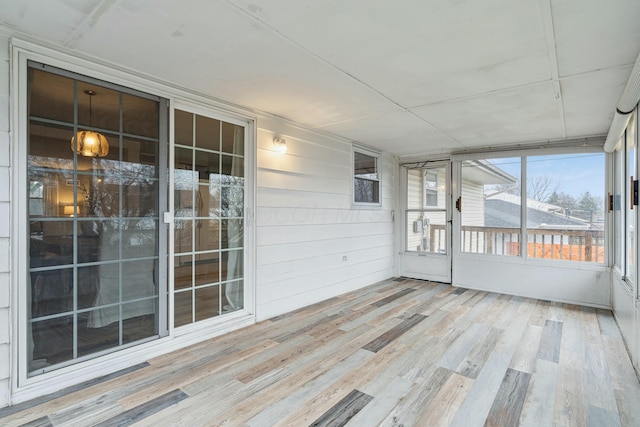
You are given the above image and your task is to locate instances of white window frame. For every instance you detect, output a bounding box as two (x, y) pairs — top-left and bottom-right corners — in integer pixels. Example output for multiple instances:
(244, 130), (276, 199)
(452, 145), (608, 268)
(352, 145), (381, 207)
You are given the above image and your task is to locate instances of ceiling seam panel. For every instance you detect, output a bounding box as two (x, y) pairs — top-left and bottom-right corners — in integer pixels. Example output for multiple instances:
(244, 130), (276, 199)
(407, 79), (559, 109)
(62, 0), (117, 49)
(538, 0), (567, 139)
(222, 0), (408, 112)
(405, 110), (466, 150)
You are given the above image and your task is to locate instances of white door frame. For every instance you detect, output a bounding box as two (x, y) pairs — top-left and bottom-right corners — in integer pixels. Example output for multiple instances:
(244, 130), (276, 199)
(399, 160), (452, 283)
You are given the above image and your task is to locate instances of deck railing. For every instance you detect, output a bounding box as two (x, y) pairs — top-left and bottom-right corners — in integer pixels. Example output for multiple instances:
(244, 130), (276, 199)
(426, 225), (604, 263)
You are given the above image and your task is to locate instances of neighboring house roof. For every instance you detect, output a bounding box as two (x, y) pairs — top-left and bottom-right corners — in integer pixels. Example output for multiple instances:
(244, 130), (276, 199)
(462, 160), (518, 186)
(485, 199), (589, 228)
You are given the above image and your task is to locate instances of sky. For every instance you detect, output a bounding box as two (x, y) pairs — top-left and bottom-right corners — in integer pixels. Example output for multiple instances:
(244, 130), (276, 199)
(487, 153), (605, 199)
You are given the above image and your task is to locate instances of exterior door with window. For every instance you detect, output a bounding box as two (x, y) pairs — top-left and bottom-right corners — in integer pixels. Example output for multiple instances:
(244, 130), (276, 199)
(25, 64), (168, 376)
(400, 162), (452, 282)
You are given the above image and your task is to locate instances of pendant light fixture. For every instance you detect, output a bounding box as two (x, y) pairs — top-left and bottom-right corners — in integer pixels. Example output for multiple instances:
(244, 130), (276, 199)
(71, 90), (109, 157)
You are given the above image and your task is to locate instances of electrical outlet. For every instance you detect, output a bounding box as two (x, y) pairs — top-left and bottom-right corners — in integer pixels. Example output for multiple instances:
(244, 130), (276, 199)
(342, 255), (348, 261)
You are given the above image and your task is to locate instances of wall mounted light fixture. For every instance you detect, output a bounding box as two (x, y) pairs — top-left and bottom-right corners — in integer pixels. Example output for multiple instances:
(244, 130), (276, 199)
(71, 90), (109, 157)
(273, 137), (287, 154)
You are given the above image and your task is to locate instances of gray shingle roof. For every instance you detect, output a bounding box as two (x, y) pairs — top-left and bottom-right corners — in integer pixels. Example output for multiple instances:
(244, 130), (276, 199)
(485, 199), (588, 228)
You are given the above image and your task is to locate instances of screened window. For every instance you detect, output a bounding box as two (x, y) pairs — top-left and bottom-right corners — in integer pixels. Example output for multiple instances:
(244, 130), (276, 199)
(626, 113), (637, 286)
(460, 158), (521, 256)
(425, 171), (438, 207)
(354, 149), (380, 204)
(614, 146), (624, 271)
(526, 153), (605, 263)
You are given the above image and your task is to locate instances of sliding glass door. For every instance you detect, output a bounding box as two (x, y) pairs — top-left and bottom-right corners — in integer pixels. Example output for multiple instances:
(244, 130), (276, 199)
(173, 108), (246, 327)
(27, 64), (168, 375)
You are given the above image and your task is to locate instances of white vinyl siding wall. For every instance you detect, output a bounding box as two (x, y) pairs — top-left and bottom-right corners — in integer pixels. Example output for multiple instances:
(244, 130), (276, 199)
(255, 117), (395, 320)
(460, 180), (484, 226)
(460, 180), (485, 252)
(406, 170), (423, 250)
(0, 32), (11, 407)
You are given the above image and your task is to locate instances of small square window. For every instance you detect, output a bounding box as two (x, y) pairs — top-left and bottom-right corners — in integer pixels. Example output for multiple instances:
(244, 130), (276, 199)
(425, 171), (438, 207)
(353, 149), (380, 205)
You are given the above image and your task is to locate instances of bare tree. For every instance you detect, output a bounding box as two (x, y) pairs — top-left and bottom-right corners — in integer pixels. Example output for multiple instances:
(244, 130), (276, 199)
(528, 175), (559, 202)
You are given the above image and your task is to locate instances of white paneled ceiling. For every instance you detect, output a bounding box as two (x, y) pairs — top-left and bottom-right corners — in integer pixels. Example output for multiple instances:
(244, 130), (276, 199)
(1, 0), (639, 157)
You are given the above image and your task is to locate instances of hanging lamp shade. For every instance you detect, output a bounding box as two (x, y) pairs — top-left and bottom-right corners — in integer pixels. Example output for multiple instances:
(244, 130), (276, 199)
(71, 89), (109, 157)
(71, 130), (109, 157)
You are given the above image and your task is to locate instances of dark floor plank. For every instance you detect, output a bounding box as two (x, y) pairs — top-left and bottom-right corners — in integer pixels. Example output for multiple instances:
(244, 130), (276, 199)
(308, 389), (373, 427)
(371, 288), (417, 307)
(485, 368), (531, 427)
(362, 313), (426, 353)
(537, 320), (563, 363)
(93, 388), (188, 427)
(19, 416), (53, 427)
(269, 297), (341, 322)
(273, 313), (342, 342)
(0, 362), (150, 418)
(452, 287), (468, 295)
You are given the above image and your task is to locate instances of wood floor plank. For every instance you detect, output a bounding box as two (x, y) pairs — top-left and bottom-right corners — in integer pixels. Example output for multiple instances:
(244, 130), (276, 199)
(509, 324), (543, 374)
(537, 320), (563, 363)
(345, 376), (413, 426)
(438, 322), (490, 372)
(518, 358), (558, 427)
(0, 279), (632, 427)
(378, 367), (454, 427)
(211, 324), (388, 425)
(553, 362), (587, 426)
(17, 416), (52, 427)
(601, 335), (640, 426)
(424, 306), (470, 337)
(458, 327), (503, 379)
(94, 389), (188, 427)
(272, 312), (342, 343)
(309, 389), (373, 427)
(583, 342), (618, 412)
(362, 313), (426, 353)
(547, 301), (565, 322)
(247, 349), (374, 427)
(485, 368), (531, 427)
(528, 300), (551, 327)
(0, 363), (149, 419)
(596, 309), (623, 338)
(275, 341), (411, 426)
(371, 287), (417, 307)
(417, 372), (474, 427)
(580, 306), (602, 345)
(587, 404), (622, 427)
(449, 352), (511, 427)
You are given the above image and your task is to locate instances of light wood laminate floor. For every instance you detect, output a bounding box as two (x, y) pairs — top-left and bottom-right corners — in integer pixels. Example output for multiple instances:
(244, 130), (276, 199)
(2, 278), (640, 426)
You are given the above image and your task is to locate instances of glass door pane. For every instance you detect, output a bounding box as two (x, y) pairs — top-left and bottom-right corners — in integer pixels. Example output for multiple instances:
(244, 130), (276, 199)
(174, 110), (245, 327)
(406, 166), (447, 254)
(27, 66), (167, 375)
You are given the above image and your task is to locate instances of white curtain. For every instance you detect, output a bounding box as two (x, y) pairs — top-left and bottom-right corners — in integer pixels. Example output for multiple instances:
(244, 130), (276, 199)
(225, 126), (244, 310)
(88, 222), (156, 327)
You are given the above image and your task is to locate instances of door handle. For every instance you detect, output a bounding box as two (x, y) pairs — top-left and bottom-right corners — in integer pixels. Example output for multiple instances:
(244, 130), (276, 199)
(455, 197), (462, 212)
